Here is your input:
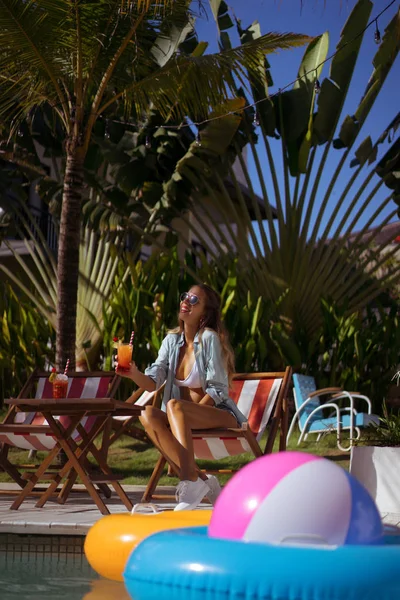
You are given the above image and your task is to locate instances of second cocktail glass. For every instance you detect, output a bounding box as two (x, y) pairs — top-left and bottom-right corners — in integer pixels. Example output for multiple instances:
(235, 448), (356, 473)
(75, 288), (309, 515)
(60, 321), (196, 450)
(52, 374), (69, 398)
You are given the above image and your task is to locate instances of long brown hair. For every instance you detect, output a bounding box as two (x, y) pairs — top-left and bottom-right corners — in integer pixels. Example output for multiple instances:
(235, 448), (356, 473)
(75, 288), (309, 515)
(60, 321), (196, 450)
(170, 283), (235, 382)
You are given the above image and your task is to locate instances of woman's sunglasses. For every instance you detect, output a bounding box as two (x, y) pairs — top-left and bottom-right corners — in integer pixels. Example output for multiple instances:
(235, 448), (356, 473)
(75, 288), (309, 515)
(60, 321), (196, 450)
(180, 292), (200, 306)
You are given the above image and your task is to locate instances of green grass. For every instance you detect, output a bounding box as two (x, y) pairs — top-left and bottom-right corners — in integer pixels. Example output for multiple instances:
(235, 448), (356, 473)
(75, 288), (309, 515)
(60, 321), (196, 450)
(0, 428), (350, 487)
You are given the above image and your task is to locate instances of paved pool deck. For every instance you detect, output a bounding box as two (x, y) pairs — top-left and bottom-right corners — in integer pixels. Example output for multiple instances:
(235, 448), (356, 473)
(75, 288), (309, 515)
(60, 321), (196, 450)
(0, 483), (399, 537)
(0, 483), (214, 535)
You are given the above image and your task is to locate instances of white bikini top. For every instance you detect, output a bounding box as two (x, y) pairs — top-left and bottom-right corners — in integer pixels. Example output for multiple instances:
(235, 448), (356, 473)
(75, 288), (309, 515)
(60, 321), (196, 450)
(174, 357), (202, 388)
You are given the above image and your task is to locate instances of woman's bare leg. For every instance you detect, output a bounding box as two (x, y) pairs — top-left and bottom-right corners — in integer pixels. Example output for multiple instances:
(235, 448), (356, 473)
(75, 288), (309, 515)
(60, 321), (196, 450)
(139, 406), (184, 476)
(166, 400), (237, 481)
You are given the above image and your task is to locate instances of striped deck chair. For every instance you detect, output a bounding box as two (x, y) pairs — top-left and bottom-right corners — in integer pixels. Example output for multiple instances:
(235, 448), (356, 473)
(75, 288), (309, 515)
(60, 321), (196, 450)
(0, 370), (119, 490)
(142, 368), (292, 502)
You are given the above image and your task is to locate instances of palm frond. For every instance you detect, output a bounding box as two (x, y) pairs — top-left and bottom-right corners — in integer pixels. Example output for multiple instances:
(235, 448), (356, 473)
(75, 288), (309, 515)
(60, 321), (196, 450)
(0, 0), (69, 123)
(99, 31), (312, 118)
(151, 3), (400, 365)
(76, 228), (126, 365)
(119, 0), (179, 13)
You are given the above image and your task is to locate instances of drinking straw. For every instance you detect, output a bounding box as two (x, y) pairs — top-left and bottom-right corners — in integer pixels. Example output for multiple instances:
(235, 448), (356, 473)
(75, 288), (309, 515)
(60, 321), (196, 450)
(64, 358), (70, 376)
(129, 331), (135, 346)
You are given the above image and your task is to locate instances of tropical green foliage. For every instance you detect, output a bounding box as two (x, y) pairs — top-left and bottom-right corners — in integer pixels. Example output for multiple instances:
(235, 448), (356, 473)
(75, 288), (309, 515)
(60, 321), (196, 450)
(84, 0), (400, 407)
(155, 0), (400, 374)
(81, 97), (253, 237)
(97, 241), (400, 410)
(357, 401), (400, 447)
(0, 217), (398, 410)
(101, 247), (187, 372)
(313, 299), (399, 411)
(0, 0), (310, 129)
(0, 203), (124, 369)
(0, 0), (311, 371)
(1, 96), (252, 238)
(0, 283), (54, 406)
(0, 0), (398, 414)
(101, 247), (277, 374)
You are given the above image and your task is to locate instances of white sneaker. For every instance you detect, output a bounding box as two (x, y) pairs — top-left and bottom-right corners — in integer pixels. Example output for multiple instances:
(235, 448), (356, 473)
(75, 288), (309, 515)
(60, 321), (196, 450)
(205, 474), (222, 505)
(174, 478), (209, 511)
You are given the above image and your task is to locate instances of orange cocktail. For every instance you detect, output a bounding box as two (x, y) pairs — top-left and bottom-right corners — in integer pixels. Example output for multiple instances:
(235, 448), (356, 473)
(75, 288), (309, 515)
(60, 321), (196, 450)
(117, 343), (132, 370)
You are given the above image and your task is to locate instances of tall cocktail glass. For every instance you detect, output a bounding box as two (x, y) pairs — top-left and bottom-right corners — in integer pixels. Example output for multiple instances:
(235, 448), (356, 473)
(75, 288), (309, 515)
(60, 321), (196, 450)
(117, 343), (132, 370)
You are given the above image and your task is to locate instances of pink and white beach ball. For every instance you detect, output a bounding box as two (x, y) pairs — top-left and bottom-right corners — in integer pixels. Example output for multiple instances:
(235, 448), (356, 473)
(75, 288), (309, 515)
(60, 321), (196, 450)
(208, 451), (383, 547)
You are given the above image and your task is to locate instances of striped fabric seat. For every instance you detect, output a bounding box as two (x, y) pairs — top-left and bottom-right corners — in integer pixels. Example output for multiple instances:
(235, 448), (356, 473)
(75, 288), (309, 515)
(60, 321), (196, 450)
(193, 376), (282, 460)
(141, 369), (292, 503)
(0, 375), (113, 452)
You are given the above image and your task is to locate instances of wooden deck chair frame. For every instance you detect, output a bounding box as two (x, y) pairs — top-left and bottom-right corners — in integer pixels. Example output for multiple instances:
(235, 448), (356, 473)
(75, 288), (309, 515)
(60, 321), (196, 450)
(142, 368), (292, 502)
(0, 369), (120, 500)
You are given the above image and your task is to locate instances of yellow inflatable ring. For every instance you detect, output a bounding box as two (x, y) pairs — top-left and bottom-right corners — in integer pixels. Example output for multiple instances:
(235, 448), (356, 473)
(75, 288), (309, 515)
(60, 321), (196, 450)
(82, 579), (130, 600)
(84, 508), (212, 582)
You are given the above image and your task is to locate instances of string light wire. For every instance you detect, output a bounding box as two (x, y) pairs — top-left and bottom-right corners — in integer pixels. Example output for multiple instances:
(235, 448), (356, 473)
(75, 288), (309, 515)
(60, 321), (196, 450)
(155, 0), (397, 132)
(6, 0), (397, 142)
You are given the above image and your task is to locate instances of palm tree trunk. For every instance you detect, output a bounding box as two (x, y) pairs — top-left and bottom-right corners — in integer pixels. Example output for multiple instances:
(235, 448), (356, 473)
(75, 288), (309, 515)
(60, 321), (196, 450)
(56, 148), (84, 371)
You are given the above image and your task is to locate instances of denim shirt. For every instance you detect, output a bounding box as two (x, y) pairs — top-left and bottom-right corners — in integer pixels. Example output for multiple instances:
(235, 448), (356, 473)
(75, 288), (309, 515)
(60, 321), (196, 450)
(144, 329), (247, 425)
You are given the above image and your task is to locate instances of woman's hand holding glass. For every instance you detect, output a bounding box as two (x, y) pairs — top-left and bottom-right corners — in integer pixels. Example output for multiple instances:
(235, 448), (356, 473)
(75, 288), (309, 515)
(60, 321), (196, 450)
(115, 358), (137, 379)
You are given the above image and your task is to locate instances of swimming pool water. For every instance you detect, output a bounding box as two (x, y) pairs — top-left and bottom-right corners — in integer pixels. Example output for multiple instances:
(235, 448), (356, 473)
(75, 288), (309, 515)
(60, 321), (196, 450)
(1, 554), (95, 600)
(0, 535), (129, 600)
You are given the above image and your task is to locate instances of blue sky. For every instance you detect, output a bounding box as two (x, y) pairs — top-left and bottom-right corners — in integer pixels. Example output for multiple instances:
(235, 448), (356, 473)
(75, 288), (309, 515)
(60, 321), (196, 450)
(193, 0), (399, 238)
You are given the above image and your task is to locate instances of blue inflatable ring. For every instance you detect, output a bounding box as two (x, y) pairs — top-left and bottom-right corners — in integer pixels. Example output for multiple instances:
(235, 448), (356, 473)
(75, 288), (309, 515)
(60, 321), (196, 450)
(124, 526), (400, 600)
